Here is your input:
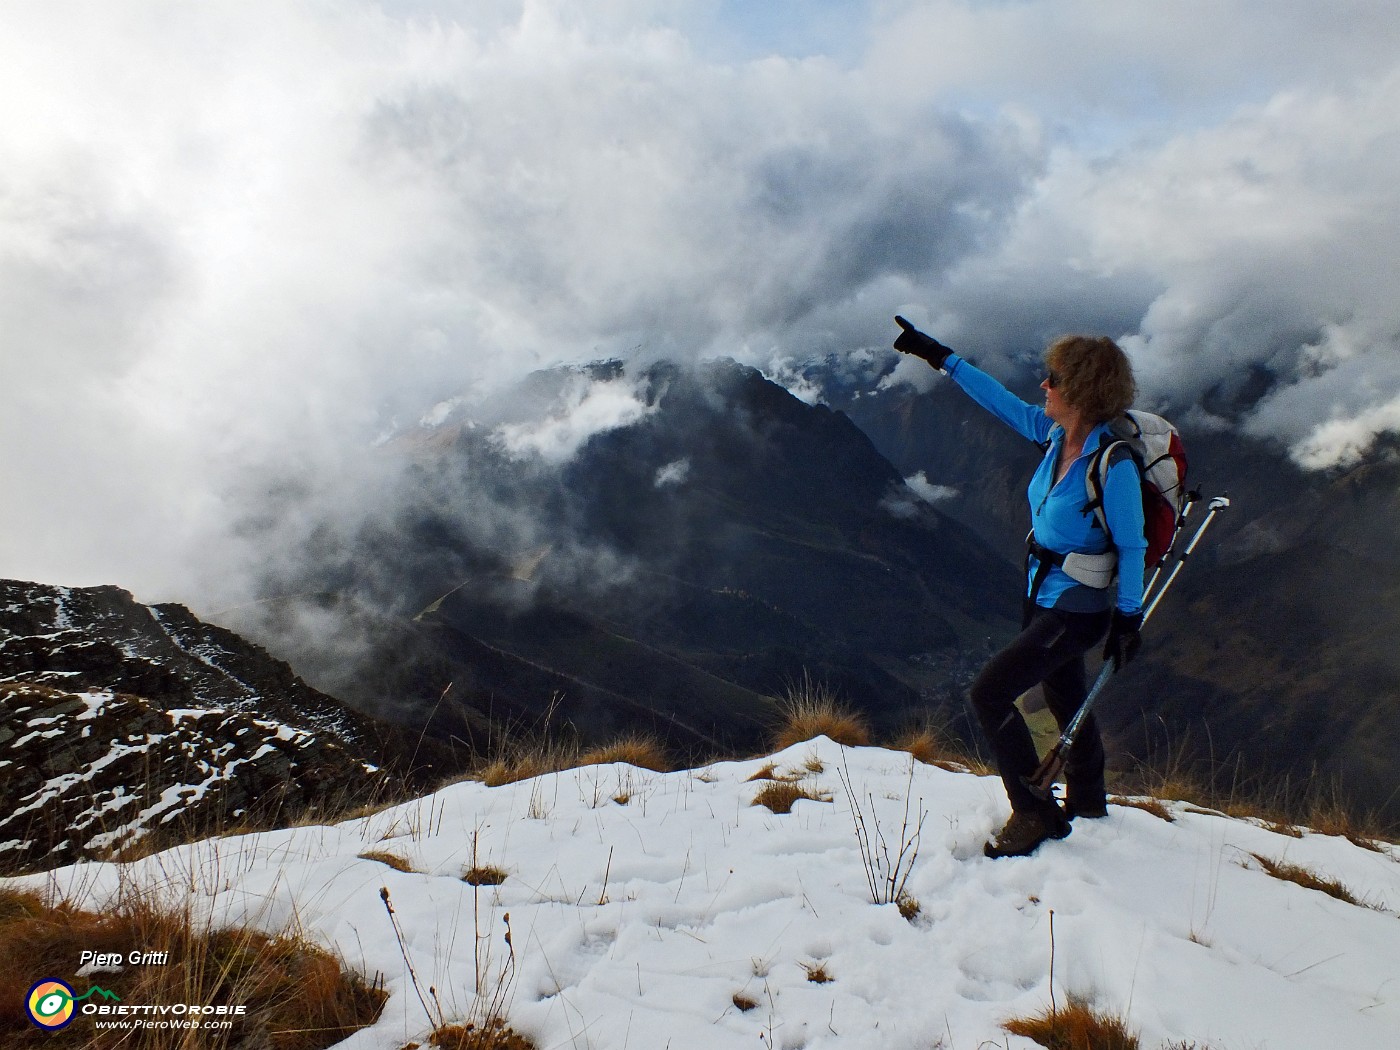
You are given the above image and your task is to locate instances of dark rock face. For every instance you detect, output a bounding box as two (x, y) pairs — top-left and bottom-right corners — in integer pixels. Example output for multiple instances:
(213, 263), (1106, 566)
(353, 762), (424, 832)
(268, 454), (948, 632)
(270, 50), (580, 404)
(0, 580), (456, 873)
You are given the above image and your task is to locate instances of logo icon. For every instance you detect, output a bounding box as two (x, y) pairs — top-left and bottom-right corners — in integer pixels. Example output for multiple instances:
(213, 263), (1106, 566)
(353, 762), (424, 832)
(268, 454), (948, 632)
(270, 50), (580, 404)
(26, 980), (76, 1030)
(24, 981), (121, 1030)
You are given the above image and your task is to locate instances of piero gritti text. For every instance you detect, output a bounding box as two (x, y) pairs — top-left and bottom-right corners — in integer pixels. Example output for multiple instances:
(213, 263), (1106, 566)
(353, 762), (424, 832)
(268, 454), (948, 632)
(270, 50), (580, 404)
(80, 950), (171, 967)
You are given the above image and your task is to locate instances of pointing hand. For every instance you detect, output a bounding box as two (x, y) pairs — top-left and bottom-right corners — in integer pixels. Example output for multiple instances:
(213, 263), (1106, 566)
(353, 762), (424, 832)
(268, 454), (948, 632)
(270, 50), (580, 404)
(893, 316), (953, 369)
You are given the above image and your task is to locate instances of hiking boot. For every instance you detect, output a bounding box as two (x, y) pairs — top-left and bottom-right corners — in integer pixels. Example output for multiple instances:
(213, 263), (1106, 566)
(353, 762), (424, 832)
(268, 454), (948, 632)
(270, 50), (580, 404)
(983, 804), (1071, 859)
(1065, 798), (1109, 821)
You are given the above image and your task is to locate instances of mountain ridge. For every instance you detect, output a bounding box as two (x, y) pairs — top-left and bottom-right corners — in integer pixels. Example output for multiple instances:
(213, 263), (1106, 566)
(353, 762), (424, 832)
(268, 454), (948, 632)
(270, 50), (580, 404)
(0, 578), (461, 872)
(224, 357), (1023, 761)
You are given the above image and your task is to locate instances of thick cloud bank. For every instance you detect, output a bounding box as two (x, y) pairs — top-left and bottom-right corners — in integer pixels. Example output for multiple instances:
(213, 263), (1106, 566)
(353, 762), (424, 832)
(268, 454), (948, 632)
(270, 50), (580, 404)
(1, 0), (1398, 606)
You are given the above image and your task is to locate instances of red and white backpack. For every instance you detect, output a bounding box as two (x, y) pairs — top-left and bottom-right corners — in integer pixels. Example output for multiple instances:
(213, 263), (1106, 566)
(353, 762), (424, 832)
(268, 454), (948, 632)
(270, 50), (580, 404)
(1084, 410), (1190, 570)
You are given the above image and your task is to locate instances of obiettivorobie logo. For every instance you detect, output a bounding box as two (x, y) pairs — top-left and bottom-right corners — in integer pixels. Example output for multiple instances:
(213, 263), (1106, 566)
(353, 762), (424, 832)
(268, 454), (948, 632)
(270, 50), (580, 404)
(25, 977), (248, 1034)
(25, 980), (121, 1030)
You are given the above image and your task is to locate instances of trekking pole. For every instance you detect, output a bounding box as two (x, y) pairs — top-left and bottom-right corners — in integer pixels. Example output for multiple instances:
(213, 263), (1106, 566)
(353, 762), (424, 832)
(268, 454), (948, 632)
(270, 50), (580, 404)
(1025, 495), (1231, 800)
(1143, 489), (1200, 601)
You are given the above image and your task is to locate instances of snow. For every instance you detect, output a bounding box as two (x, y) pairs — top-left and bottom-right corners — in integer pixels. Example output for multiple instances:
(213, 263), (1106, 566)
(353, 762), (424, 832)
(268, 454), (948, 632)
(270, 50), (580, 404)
(167, 708), (226, 720)
(7, 736), (171, 822)
(51, 587), (73, 629)
(149, 606), (257, 702)
(74, 690), (114, 719)
(10, 726), (67, 747)
(6, 737), (1400, 1050)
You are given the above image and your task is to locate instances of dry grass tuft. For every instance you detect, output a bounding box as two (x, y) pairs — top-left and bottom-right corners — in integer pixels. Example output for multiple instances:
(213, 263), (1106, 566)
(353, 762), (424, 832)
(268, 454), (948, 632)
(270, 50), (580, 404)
(896, 894), (921, 923)
(746, 762), (807, 783)
(1002, 995), (1140, 1050)
(1114, 746), (1398, 846)
(1297, 785), (1394, 849)
(732, 993), (759, 1013)
(577, 734), (670, 772)
(800, 962), (833, 984)
(892, 726), (952, 766)
(1248, 854), (1366, 906)
(1108, 796), (1174, 822)
(477, 740), (581, 788)
(772, 675), (870, 751)
(463, 865), (509, 887)
(358, 850), (418, 873)
(429, 1018), (536, 1049)
(890, 724), (971, 767)
(1345, 835), (1387, 854)
(888, 715), (996, 776)
(0, 887), (386, 1049)
(750, 781), (832, 814)
(1182, 806), (1224, 818)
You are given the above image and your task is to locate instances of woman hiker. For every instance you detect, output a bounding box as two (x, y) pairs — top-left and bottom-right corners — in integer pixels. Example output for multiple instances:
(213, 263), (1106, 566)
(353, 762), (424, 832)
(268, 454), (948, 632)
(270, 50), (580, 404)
(891, 317), (1147, 859)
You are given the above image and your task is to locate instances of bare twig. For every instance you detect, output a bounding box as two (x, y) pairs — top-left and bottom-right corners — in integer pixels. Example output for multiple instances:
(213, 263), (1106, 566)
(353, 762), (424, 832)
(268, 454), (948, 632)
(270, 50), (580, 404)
(380, 886), (442, 1029)
(836, 750), (927, 905)
(598, 846), (614, 906)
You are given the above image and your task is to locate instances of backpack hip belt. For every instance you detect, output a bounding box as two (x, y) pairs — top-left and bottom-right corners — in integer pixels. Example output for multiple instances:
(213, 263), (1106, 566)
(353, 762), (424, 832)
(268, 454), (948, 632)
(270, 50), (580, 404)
(1022, 532), (1117, 628)
(1025, 533), (1117, 590)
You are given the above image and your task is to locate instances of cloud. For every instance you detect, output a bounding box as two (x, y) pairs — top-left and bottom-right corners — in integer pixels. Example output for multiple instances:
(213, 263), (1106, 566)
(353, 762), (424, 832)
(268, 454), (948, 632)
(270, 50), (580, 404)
(0, 0), (1041, 605)
(870, 0), (1400, 135)
(654, 459), (692, 488)
(894, 60), (1400, 471)
(904, 472), (958, 505)
(881, 471), (959, 520)
(493, 374), (655, 464)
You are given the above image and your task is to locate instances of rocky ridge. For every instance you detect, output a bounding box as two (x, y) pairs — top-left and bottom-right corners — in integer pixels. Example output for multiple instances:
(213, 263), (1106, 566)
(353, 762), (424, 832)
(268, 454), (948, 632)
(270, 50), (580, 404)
(0, 682), (377, 872)
(0, 580), (437, 873)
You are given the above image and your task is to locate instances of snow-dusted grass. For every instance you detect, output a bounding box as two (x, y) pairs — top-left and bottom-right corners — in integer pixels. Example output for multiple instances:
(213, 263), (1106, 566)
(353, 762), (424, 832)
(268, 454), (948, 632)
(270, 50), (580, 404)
(6, 738), (1400, 1050)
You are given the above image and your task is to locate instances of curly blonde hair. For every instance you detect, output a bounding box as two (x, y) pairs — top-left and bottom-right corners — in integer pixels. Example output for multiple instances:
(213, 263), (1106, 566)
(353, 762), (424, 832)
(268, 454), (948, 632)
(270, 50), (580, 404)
(1045, 335), (1136, 423)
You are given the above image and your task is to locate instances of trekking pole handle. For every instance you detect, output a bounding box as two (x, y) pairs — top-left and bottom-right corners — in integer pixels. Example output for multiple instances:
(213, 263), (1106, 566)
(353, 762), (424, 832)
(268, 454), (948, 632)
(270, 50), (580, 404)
(1143, 495), (1229, 624)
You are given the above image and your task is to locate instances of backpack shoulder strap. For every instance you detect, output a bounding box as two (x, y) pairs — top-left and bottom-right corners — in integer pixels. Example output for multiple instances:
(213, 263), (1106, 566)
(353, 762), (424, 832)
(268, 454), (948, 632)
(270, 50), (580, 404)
(1082, 433), (1138, 534)
(1036, 422), (1063, 455)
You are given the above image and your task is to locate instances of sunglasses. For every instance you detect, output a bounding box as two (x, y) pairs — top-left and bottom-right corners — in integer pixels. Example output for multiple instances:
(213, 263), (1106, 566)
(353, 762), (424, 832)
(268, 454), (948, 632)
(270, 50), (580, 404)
(1042, 369), (1060, 389)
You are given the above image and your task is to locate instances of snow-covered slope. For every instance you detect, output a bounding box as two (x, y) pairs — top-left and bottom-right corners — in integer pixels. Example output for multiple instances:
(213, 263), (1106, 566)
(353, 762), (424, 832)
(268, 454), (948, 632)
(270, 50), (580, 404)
(10, 737), (1400, 1049)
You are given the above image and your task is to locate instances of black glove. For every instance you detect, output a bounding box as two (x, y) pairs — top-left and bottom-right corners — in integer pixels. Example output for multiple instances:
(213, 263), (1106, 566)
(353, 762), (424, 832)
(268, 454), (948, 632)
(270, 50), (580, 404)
(893, 316), (953, 369)
(1102, 609), (1143, 671)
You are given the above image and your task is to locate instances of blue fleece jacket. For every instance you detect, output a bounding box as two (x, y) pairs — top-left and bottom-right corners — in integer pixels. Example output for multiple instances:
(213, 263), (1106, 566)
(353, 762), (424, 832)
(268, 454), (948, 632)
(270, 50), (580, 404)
(943, 353), (1146, 615)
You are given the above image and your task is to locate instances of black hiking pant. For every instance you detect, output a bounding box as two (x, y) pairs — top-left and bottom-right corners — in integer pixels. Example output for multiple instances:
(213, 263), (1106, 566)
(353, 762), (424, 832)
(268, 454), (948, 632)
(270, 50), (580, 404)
(970, 607), (1111, 815)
